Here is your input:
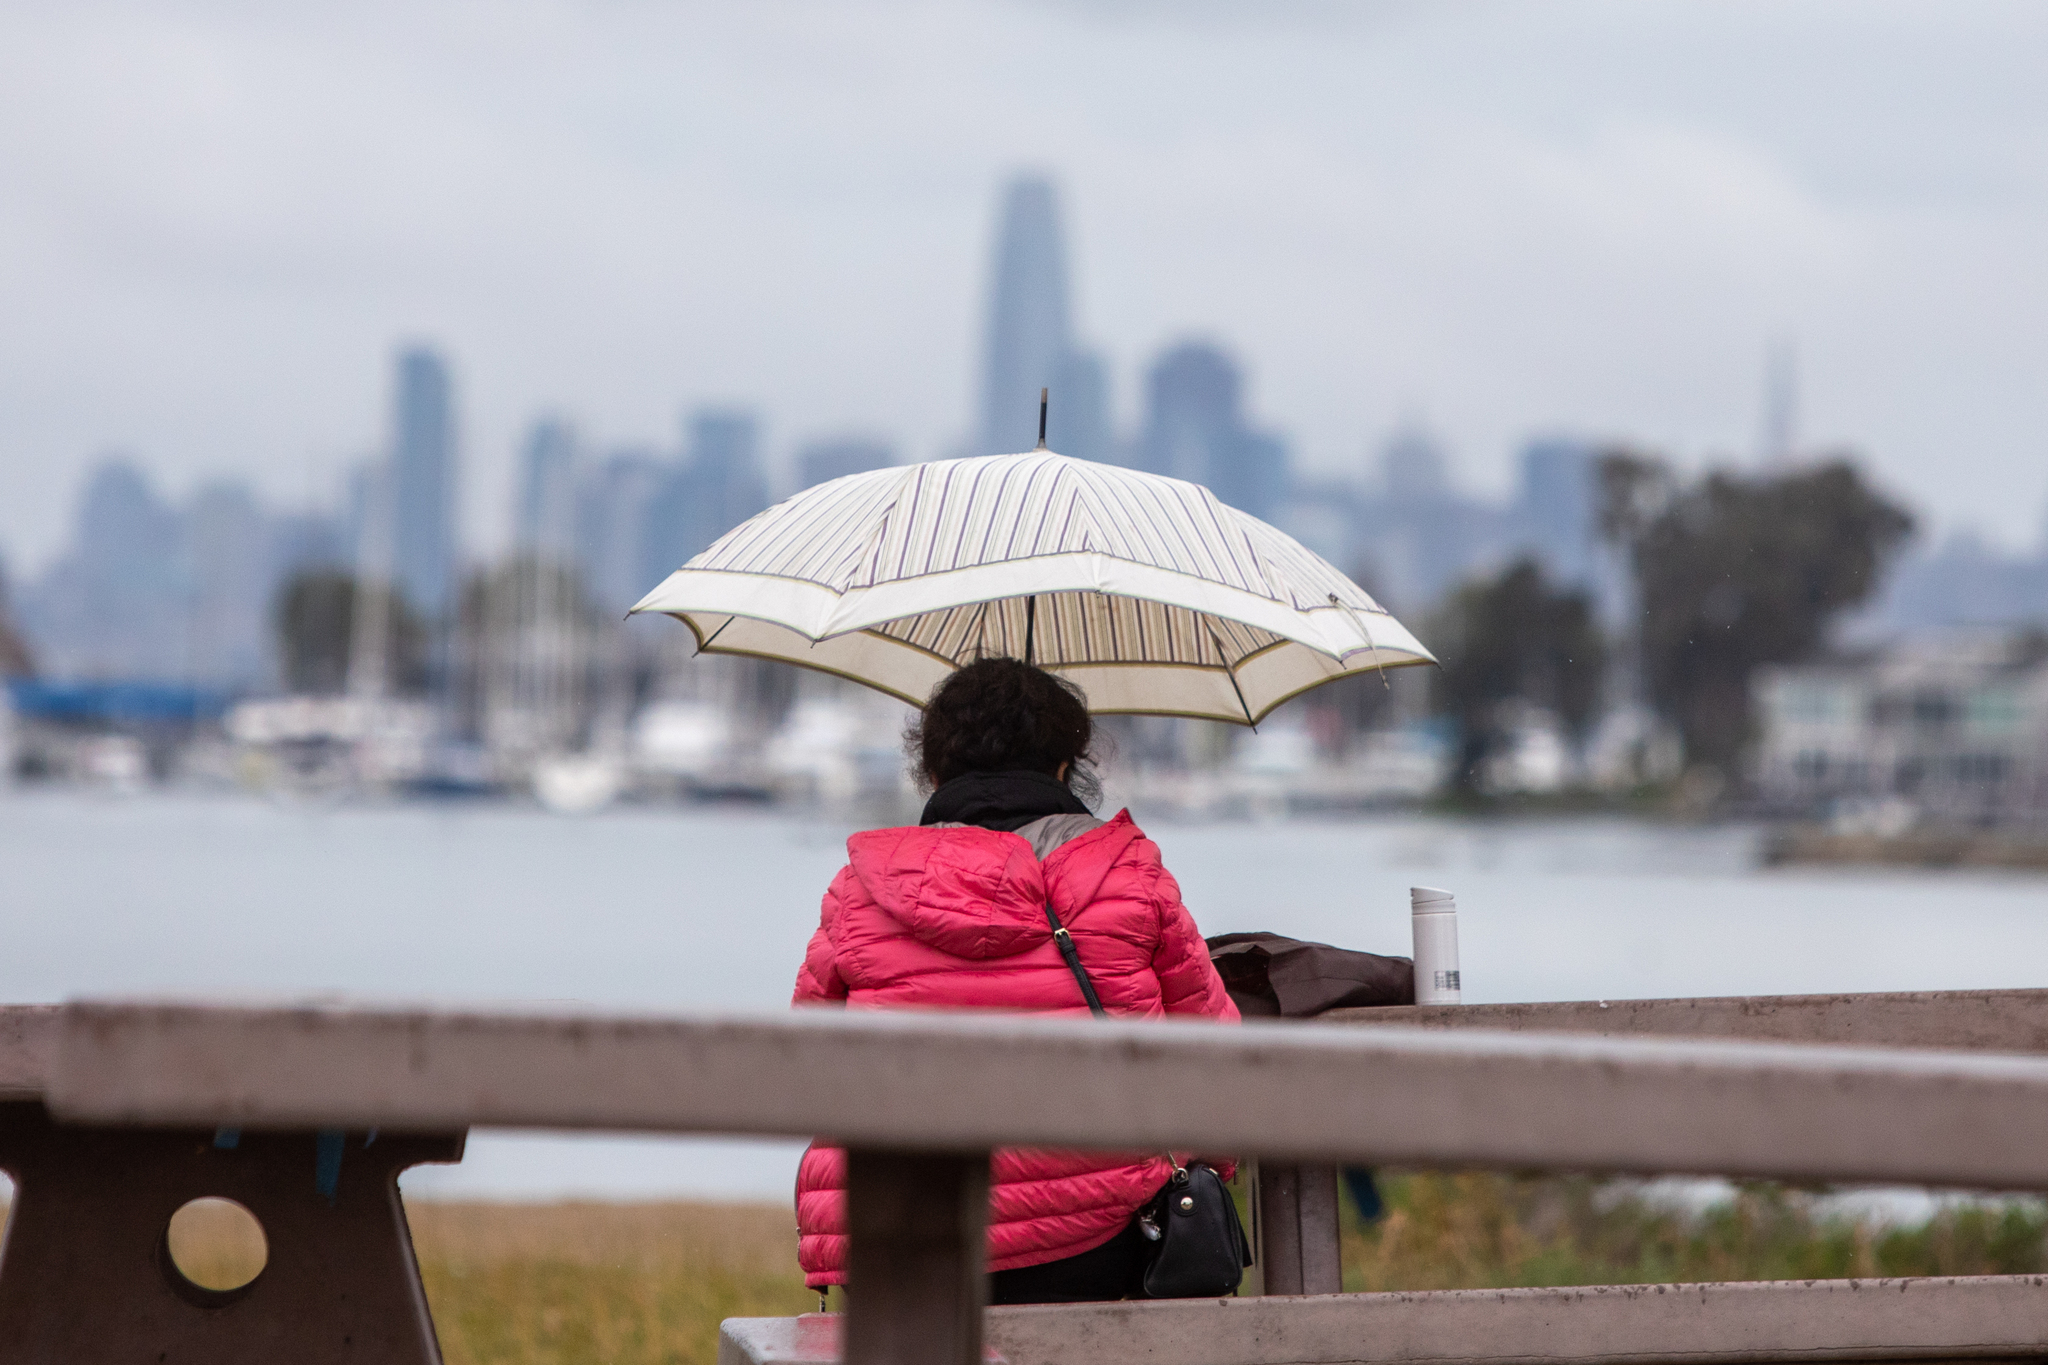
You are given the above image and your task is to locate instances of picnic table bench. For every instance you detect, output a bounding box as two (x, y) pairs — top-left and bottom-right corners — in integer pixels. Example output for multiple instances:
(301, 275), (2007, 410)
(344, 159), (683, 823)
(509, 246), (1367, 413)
(0, 990), (2045, 1365)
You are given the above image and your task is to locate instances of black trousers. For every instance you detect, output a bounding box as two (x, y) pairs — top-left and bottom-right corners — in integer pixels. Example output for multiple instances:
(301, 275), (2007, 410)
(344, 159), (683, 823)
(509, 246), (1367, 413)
(987, 1217), (1150, 1305)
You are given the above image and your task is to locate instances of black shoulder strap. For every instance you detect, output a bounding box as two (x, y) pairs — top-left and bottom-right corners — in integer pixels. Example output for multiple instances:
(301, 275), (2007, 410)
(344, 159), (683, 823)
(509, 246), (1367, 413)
(1042, 902), (1107, 1018)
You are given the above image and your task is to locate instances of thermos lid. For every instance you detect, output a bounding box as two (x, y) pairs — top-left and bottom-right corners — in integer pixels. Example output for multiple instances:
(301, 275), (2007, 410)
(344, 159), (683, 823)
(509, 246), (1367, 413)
(1410, 886), (1455, 909)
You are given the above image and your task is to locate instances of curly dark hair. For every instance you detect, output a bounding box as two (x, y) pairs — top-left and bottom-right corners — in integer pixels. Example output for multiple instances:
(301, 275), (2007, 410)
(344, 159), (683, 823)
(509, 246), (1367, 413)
(908, 656), (1099, 801)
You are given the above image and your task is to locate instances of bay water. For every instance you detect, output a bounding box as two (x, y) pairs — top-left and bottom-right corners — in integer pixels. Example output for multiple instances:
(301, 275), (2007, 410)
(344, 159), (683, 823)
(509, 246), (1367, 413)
(5, 789), (2043, 1202)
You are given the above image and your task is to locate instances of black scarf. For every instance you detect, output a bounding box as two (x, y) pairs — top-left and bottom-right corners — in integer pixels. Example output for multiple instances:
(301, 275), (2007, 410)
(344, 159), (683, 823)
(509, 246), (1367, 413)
(919, 769), (1091, 833)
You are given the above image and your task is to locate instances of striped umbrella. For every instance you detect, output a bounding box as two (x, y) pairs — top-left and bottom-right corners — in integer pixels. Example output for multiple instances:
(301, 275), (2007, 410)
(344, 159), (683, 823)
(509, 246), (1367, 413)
(627, 450), (1433, 724)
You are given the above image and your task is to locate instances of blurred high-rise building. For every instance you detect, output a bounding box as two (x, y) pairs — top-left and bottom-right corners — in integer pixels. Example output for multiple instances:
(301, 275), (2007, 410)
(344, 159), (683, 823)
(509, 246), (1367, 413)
(978, 176), (1113, 463)
(1511, 439), (1598, 588)
(1339, 427), (1511, 614)
(982, 178), (1068, 455)
(1505, 436), (1630, 629)
(796, 437), (897, 491)
(184, 479), (273, 688)
(689, 410), (769, 540)
(389, 347), (457, 623)
(20, 455), (358, 691)
(271, 508), (349, 585)
(1758, 341), (1799, 468)
(19, 460), (188, 681)
(575, 449), (666, 615)
(483, 417), (589, 764)
(643, 409), (769, 582)
(1136, 342), (1289, 520)
(515, 417), (579, 565)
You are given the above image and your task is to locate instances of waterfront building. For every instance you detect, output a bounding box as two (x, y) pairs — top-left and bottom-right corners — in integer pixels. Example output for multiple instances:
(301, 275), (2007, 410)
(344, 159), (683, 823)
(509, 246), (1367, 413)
(1752, 631), (2048, 822)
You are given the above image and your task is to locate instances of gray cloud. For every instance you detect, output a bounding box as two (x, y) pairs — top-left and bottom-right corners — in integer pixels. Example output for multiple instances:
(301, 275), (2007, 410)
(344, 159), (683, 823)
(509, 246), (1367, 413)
(1, 0), (2044, 570)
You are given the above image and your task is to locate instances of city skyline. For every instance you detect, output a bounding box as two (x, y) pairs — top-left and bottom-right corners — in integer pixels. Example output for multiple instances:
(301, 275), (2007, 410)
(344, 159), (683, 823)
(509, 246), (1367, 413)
(3, 3), (2047, 577)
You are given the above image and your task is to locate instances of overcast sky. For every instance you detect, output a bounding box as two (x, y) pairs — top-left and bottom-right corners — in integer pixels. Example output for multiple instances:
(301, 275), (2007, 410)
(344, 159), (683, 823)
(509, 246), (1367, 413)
(3, 0), (2045, 572)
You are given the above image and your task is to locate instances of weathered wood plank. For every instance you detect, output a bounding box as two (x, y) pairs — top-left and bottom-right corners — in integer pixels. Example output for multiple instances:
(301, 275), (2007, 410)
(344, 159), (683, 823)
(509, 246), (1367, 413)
(0, 1006), (56, 1100)
(1322, 989), (2048, 1052)
(47, 1001), (2048, 1189)
(1256, 1163), (1341, 1297)
(843, 1149), (987, 1365)
(721, 1274), (2048, 1365)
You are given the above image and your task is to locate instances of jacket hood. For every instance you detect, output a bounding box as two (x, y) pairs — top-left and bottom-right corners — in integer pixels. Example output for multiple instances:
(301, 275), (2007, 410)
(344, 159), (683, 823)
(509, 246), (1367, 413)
(844, 812), (1141, 960)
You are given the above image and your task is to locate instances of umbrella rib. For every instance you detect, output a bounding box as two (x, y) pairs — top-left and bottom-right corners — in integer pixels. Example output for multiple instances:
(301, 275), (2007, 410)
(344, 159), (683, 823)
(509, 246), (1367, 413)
(1204, 619), (1258, 728)
(969, 599), (991, 661)
(1330, 593), (1392, 690)
(696, 616), (736, 655)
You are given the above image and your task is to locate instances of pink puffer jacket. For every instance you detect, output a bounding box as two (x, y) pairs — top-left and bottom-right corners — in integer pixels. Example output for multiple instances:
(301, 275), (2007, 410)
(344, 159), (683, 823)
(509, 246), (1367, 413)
(791, 809), (1239, 1287)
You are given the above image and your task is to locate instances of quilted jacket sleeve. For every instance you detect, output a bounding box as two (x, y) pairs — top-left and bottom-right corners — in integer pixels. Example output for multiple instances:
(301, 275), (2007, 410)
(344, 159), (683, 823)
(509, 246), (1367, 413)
(792, 866), (853, 1005)
(1148, 865), (1240, 1022)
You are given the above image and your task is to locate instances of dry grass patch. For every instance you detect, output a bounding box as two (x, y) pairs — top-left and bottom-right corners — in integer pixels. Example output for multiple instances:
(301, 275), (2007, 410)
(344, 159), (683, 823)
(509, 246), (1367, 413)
(407, 1201), (813, 1365)
(1347, 1173), (2048, 1292)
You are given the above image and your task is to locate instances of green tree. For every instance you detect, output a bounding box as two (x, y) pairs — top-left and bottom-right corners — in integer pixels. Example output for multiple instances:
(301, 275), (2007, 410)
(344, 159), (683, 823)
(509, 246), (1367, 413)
(0, 604), (32, 679)
(1430, 557), (1607, 796)
(0, 559), (33, 677)
(1598, 454), (1913, 771)
(274, 571), (428, 695)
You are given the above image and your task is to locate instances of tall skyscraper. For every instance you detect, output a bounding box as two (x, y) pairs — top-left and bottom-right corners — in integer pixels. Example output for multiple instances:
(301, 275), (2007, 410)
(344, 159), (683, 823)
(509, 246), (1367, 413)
(515, 417), (579, 564)
(1136, 342), (1288, 520)
(575, 449), (666, 615)
(1511, 438), (1598, 588)
(642, 408), (770, 581)
(389, 347), (457, 623)
(981, 178), (1070, 455)
(1758, 340), (1798, 468)
(687, 410), (768, 544)
(978, 176), (1113, 462)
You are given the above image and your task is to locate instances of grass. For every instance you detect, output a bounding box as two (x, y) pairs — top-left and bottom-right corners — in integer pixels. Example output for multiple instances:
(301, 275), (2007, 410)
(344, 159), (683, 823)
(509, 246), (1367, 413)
(4, 1181), (2044, 1363)
(1347, 1172), (2048, 1292)
(407, 1201), (815, 1365)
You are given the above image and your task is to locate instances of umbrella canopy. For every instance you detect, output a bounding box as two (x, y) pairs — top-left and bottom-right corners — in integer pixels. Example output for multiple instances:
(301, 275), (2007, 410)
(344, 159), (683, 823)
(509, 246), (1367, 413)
(628, 451), (1433, 725)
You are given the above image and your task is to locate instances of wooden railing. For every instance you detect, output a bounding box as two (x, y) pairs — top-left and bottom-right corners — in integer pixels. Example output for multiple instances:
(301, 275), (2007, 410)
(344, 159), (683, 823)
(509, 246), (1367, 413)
(2, 992), (2046, 1365)
(1251, 986), (2048, 1296)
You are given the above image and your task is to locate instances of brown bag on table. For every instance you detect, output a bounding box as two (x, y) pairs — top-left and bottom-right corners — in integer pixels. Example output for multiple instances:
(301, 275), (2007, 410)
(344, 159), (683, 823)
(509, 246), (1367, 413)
(1205, 932), (1414, 1018)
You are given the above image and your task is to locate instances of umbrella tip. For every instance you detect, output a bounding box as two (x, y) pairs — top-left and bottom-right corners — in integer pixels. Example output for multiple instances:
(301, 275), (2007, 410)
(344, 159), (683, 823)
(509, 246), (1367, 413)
(1035, 388), (1048, 450)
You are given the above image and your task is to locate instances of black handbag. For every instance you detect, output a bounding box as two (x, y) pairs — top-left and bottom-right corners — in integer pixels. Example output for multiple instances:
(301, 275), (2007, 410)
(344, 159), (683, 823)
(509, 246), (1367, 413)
(1043, 901), (1252, 1298)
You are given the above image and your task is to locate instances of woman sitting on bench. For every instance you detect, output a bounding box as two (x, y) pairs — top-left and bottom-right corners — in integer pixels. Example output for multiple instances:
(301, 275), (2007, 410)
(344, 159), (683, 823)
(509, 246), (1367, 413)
(790, 656), (1240, 1304)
